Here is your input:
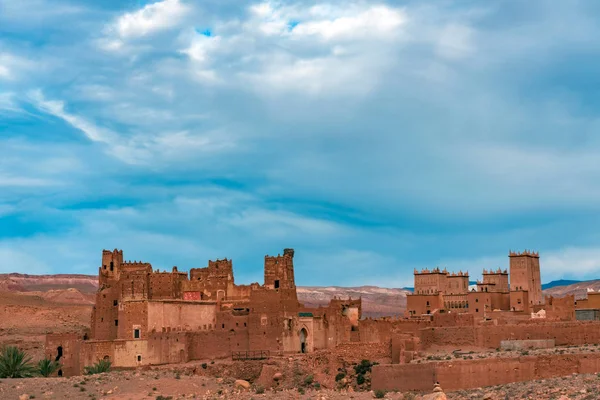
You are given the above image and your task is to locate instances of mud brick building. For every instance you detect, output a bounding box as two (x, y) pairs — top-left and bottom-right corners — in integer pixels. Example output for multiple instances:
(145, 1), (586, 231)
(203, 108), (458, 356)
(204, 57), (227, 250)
(46, 248), (361, 376)
(406, 250), (543, 317)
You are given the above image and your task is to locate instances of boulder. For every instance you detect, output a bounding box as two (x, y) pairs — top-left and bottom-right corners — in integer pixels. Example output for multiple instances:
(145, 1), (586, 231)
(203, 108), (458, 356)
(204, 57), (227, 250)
(273, 372), (283, 381)
(235, 379), (251, 390)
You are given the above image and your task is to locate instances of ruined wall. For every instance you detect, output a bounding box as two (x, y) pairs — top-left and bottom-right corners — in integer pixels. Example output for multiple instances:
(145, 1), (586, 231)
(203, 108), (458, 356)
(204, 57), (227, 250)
(264, 248), (296, 291)
(372, 353), (600, 392)
(147, 301), (217, 332)
(45, 333), (82, 377)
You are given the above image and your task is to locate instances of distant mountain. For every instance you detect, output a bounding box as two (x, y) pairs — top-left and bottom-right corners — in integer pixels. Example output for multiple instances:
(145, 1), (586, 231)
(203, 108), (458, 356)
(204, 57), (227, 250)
(544, 279), (600, 300)
(541, 280), (582, 290)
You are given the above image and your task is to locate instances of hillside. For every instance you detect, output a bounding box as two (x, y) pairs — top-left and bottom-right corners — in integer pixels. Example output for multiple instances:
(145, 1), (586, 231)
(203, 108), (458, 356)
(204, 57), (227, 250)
(543, 279), (600, 300)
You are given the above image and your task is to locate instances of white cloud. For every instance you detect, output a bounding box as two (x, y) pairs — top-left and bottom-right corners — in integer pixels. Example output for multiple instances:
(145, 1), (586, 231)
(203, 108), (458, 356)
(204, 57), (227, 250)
(292, 5), (406, 41)
(0, 53), (33, 81)
(111, 0), (189, 39)
(29, 90), (115, 143)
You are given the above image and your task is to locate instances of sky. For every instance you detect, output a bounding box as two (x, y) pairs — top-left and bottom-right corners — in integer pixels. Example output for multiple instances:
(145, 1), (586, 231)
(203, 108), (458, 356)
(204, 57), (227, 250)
(2, 0), (600, 287)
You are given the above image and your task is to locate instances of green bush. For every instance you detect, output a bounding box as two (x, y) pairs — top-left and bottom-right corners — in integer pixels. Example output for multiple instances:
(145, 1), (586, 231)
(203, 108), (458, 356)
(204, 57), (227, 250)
(37, 358), (61, 377)
(335, 372), (346, 381)
(303, 374), (314, 386)
(84, 359), (111, 375)
(255, 385), (265, 394)
(0, 346), (35, 378)
(201, 363), (207, 369)
(298, 387), (305, 394)
(374, 389), (386, 398)
(356, 373), (365, 385)
(354, 359), (373, 375)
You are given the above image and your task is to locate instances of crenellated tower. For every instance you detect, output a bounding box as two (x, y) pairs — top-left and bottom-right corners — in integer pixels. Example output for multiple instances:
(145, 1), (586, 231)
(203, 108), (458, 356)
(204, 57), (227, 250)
(509, 250), (542, 305)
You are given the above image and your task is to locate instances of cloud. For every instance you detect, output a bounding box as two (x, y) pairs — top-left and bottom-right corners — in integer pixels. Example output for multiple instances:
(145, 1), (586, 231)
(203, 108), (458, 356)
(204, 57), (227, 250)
(4, 0), (600, 285)
(0, 53), (33, 81)
(29, 90), (116, 143)
(100, 0), (190, 51)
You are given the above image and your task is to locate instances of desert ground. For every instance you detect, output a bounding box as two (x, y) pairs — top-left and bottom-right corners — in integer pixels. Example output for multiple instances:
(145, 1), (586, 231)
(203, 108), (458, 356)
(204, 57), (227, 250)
(2, 364), (600, 400)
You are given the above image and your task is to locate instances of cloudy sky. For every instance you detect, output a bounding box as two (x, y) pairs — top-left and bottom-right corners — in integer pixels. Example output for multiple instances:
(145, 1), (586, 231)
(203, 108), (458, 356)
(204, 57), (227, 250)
(1, 0), (600, 287)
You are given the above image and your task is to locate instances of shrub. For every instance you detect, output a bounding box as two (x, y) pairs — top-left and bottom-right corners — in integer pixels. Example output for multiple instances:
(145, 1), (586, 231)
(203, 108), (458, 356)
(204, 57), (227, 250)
(303, 374), (314, 386)
(356, 373), (366, 385)
(298, 387), (305, 394)
(255, 385), (265, 394)
(374, 389), (386, 398)
(0, 346), (35, 378)
(156, 396), (173, 400)
(313, 382), (321, 390)
(201, 363), (207, 369)
(335, 372), (346, 382)
(354, 359), (373, 375)
(37, 358), (61, 377)
(84, 359), (111, 375)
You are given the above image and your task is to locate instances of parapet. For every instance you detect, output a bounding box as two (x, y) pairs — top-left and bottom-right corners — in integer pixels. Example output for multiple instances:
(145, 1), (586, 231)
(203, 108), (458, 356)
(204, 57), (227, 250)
(482, 268), (508, 275)
(509, 249), (540, 258)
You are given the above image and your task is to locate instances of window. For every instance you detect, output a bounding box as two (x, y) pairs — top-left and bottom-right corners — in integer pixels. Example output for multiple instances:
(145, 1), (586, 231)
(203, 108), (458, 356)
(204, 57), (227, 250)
(476, 298), (479, 303)
(101, 318), (103, 322)
(115, 320), (119, 326)
(475, 309), (479, 313)
(274, 280), (280, 289)
(244, 322), (247, 327)
(426, 301), (429, 306)
(113, 300), (118, 306)
(110, 261), (114, 271)
(134, 329), (140, 339)
(137, 355), (142, 362)
(222, 324), (225, 329)
(103, 265), (107, 270)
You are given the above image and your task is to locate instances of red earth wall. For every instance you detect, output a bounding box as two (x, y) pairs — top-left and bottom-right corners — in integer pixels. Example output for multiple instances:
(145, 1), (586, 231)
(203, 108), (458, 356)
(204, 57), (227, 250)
(372, 353), (600, 392)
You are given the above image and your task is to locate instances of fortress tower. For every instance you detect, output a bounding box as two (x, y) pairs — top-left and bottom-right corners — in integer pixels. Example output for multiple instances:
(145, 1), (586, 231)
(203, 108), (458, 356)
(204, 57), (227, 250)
(264, 248), (296, 290)
(509, 250), (542, 306)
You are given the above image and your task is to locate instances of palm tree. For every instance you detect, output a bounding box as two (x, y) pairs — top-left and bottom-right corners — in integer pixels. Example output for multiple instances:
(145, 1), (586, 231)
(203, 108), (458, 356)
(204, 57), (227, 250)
(37, 358), (61, 377)
(0, 346), (35, 378)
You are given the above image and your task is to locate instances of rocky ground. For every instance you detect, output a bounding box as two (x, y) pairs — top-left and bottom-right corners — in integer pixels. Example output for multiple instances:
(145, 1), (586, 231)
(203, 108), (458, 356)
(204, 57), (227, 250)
(2, 368), (600, 400)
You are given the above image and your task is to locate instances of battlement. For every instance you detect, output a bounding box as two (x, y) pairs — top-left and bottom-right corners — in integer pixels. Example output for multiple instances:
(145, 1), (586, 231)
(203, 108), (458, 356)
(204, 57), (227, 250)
(483, 268), (508, 275)
(414, 267), (448, 275)
(509, 250), (539, 258)
(414, 268), (468, 277)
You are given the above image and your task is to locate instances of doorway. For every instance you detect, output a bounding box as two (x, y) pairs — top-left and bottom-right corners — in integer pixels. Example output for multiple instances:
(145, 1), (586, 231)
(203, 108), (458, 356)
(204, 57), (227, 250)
(299, 328), (308, 353)
(55, 346), (63, 362)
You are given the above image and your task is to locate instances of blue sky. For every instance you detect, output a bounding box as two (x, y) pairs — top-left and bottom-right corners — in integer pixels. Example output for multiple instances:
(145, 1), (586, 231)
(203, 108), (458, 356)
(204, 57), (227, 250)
(2, 0), (600, 287)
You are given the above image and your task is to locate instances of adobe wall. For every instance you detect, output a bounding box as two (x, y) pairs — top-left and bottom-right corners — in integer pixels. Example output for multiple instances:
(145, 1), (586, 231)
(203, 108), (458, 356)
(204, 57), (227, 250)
(147, 301), (217, 332)
(372, 353), (600, 392)
(118, 300), (148, 340)
(45, 333), (82, 377)
(419, 321), (600, 349)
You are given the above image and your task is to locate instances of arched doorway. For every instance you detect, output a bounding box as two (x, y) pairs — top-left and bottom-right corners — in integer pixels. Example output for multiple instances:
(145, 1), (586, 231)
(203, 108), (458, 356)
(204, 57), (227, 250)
(299, 328), (308, 353)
